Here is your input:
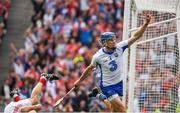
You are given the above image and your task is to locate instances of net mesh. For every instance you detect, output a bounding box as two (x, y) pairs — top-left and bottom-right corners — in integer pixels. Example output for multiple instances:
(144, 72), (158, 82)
(134, 0), (179, 13)
(129, 6), (180, 113)
(134, 36), (179, 113)
(137, 11), (176, 41)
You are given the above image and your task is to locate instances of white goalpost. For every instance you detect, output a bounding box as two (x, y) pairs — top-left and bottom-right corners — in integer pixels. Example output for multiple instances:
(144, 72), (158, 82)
(123, 0), (180, 113)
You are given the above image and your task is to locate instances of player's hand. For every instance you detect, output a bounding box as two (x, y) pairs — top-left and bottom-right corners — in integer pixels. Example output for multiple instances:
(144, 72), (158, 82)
(144, 14), (151, 25)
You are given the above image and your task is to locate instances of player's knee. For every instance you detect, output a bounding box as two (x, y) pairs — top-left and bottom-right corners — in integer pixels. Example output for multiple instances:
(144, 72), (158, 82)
(118, 106), (126, 112)
(110, 99), (126, 112)
(112, 105), (126, 113)
(117, 104), (126, 112)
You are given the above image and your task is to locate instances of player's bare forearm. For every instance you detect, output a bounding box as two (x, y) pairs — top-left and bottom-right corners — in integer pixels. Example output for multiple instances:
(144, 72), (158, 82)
(74, 64), (94, 87)
(128, 14), (151, 46)
(20, 104), (41, 112)
(130, 23), (148, 42)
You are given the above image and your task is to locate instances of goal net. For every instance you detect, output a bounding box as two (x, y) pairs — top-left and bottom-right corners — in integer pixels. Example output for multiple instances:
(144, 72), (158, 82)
(123, 0), (180, 113)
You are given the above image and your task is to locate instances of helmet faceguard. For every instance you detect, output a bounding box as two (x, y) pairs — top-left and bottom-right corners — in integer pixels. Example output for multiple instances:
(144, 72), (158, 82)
(100, 32), (116, 43)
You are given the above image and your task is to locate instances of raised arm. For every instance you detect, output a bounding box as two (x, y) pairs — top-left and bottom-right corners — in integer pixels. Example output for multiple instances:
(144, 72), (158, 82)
(74, 64), (95, 87)
(128, 14), (151, 46)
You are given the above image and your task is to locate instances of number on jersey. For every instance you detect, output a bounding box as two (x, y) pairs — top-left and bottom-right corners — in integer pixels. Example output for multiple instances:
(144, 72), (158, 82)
(108, 60), (117, 71)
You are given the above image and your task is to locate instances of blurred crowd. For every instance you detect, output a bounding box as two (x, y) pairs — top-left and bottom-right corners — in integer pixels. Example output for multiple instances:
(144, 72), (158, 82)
(1, 0), (179, 112)
(0, 0), (124, 112)
(0, 0), (10, 45)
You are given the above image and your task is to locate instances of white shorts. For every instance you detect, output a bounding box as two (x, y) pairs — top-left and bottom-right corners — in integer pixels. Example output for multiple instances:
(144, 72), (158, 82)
(4, 99), (32, 113)
(108, 94), (122, 101)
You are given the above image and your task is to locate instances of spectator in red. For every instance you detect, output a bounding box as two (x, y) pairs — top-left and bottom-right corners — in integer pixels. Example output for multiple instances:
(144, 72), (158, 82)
(25, 65), (40, 82)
